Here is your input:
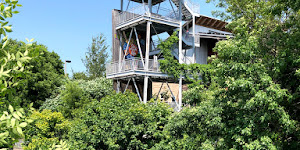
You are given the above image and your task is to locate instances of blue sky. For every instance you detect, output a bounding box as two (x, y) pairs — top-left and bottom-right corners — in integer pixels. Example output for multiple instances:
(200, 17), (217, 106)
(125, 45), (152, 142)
(9, 0), (219, 75)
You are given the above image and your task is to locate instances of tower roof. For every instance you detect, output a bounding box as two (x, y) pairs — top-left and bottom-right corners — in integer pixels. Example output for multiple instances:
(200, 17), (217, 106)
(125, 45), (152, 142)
(186, 15), (231, 32)
(129, 0), (166, 5)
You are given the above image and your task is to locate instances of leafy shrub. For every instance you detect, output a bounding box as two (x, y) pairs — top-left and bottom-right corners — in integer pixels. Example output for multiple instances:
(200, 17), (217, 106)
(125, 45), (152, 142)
(24, 110), (70, 149)
(76, 77), (113, 100)
(152, 100), (225, 150)
(67, 92), (172, 150)
(0, 105), (31, 149)
(40, 77), (113, 114)
(24, 137), (70, 150)
(39, 86), (65, 112)
(183, 85), (215, 106)
(58, 82), (90, 118)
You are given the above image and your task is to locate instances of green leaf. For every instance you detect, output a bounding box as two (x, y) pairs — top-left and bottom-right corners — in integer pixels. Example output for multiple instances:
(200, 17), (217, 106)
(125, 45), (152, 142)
(17, 61), (22, 67)
(16, 127), (23, 135)
(3, 25), (12, 32)
(19, 122), (27, 128)
(12, 112), (20, 120)
(2, 35), (7, 42)
(2, 40), (8, 49)
(11, 118), (16, 127)
(0, 4), (4, 12)
(4, 6), (11, 11)
(8, 105), (13, 113)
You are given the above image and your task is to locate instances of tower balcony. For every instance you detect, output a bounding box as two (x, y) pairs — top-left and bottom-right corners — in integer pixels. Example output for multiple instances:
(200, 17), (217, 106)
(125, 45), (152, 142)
(115, 4), (180, 32)
(106, 58), (169, 79)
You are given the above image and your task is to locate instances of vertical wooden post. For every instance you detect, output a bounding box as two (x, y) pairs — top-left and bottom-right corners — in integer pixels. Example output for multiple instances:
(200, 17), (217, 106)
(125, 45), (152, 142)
(178, 0), (183, 111)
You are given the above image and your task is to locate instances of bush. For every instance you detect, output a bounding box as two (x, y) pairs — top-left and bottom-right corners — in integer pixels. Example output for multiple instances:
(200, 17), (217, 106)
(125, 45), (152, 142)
(67, 92), (172, 149)
(40, 77), (113, 113)
(76, 77), (113, 100)
(23, 110), (70, 149)
(152, 100), (225, 150)
(0, 106), (30, 149)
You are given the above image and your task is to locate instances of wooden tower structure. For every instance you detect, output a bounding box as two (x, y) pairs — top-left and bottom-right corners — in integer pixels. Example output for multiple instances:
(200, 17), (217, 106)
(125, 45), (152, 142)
(108, 0), (202, 111)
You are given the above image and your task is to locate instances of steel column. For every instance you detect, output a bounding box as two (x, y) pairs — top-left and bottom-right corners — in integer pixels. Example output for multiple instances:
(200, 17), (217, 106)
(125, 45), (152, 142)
(178, 0), (183, 111)
(193, 15), (196, 63)
(143, 19), (151, 103)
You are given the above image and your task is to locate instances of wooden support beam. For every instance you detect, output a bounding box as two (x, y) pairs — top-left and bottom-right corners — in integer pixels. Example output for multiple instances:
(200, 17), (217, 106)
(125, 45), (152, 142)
(200, 17), (207, 25)
(215, 21), (223, 28)
(211, 20), (218, 27)
(196, 16), (202, 24)
(206, 18), (213, 26)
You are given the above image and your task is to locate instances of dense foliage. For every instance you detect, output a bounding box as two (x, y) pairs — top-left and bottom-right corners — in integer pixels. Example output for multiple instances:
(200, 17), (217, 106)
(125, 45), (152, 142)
(2, 39), (65, 108)
(40, 77), (113, 112)
(158, 0), (299, 149)
(23, 109), (70, 149)
(1, 0), (299, 149)
(67, 92), (172, 150)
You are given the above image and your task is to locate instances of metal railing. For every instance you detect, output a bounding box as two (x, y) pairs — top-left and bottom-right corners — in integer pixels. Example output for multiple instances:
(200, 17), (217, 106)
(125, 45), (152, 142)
(182, 28), (200, 46)
(184, 0), (200, 15)
(182, 28), (194, 44)
(106, 58), (161, 75)
(116, 4), (180, 26)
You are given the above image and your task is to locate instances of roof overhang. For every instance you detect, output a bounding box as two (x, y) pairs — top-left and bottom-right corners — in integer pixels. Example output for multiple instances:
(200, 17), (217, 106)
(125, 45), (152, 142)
(186, 15), (230, 32)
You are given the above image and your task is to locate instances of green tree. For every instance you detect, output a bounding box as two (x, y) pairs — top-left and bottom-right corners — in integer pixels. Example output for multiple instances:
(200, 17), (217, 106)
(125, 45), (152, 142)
(2, 39), (65, 108)
(0, 1), (33, 148)
(157, 0), (299, 148)
(82, 34), (108, 78)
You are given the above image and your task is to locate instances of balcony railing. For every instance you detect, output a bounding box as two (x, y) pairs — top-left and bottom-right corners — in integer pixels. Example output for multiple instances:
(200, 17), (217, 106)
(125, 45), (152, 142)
(184, 0), (200, 15)
(116, 5), (180, 26)
(106, 58), (161, 76)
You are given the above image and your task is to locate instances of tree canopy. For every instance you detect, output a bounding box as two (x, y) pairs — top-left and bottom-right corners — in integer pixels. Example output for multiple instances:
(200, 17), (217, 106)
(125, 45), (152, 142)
(82, 34), (109, 78)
